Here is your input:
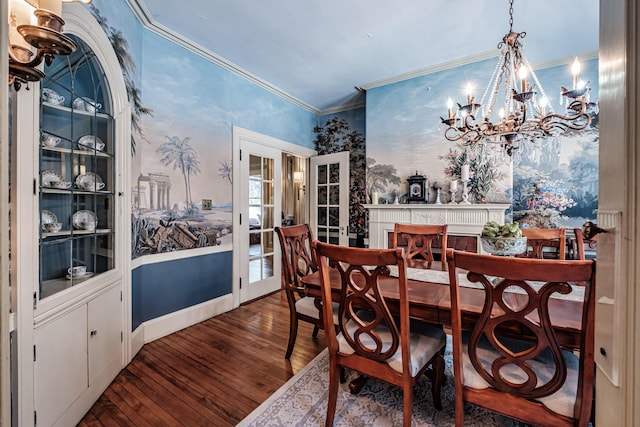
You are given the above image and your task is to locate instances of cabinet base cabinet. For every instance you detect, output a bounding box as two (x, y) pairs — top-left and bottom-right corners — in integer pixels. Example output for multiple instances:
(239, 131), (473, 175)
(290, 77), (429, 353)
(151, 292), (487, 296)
(34, 284), (122, 426)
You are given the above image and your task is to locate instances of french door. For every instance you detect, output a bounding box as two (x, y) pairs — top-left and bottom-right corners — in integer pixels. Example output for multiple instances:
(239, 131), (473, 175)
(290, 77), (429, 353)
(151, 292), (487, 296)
(310, 151), (350, 246)
(238, 140), (282, 303)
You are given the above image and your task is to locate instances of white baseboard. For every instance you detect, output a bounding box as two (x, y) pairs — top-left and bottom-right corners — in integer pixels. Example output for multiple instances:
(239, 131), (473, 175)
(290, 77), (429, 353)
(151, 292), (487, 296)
(133, 294), (235, 347)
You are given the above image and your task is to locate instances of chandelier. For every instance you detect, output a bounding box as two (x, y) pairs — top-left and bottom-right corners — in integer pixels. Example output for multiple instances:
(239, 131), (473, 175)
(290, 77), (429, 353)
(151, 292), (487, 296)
(8, 0), (92, 91)
(441, 0), (593, 156)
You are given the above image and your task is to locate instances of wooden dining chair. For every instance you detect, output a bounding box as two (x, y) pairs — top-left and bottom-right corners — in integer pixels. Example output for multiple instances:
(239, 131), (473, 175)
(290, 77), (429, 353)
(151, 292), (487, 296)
(519, 227), (566, 259)
(445, 248), (596, 427)
(573, 227), (598, 260)
(275, 224), (337, 359)
(392, 223), (448, 270)
(313, 241), (446, 427)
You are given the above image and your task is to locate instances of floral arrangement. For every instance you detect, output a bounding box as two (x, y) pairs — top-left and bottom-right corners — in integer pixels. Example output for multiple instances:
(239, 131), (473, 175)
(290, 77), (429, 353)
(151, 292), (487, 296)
(515, 176), (576, 228)
(440, 144), (506, 202)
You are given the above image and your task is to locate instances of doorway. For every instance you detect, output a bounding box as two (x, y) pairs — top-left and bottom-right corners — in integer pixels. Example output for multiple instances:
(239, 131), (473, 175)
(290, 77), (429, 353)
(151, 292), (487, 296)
(232, 127), (315, 306)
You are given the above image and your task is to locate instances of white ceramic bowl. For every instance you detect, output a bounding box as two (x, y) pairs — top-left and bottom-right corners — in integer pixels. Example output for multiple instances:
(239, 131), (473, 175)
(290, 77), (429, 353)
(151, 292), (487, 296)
(480, 236), (527, 256)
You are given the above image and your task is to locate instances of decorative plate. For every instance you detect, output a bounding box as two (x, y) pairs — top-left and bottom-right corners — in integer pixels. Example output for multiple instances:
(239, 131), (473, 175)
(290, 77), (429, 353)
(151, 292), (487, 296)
(72, 210), (97, 230)
(75, 172), (105, 191)
(77, 135), (105, 152)
(41, 170), (65, 187)
(41, 210), (57, 225)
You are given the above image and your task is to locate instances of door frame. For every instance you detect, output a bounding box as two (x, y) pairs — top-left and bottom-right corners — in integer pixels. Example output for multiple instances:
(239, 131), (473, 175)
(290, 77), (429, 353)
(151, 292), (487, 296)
(232, 126), (315, 308)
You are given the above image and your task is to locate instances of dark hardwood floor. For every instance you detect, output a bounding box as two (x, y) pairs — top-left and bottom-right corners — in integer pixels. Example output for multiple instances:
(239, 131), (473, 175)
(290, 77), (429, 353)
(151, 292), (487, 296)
(78, 290), (327, 426)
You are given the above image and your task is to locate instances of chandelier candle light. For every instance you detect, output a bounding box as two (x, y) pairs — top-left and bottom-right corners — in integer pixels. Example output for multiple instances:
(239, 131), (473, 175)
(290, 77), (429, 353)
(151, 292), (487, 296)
(441, 0), (593, 156)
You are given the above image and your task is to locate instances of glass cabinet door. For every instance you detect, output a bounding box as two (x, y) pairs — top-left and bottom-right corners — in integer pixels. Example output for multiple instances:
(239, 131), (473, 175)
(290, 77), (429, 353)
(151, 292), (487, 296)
(38, 34), (115, 300)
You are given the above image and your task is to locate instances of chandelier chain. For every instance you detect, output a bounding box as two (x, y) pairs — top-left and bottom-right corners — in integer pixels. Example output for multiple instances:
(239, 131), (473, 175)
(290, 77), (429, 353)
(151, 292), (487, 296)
(508, 0), (514, 33)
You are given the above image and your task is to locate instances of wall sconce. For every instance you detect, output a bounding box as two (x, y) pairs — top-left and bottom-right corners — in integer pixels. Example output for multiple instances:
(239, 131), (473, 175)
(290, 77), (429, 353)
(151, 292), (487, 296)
(8, 0), (92, 91)
(293, 171), (305, 200)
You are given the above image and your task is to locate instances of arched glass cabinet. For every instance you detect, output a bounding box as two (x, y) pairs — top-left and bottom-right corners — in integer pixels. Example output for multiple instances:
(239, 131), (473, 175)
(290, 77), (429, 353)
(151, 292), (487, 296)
(12, 4), (130, 426)
(38, 34), (116, 299)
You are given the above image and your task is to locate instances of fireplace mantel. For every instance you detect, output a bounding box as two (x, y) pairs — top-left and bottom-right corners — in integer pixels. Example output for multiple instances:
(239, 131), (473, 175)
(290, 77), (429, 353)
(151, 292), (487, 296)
(365, 203), (510, 251)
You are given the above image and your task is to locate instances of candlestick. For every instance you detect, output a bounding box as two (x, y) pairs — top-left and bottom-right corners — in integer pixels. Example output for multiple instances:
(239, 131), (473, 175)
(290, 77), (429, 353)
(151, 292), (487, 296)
(449, 180), (458, 204)
(461, 164), (470, 182)
(460, 180), (471, 204)
(435, 188), (442, 205)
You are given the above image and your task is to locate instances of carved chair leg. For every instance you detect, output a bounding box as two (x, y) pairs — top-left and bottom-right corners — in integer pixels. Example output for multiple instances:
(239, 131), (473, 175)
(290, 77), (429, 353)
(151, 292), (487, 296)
(285, 315), (299, 359)
(430, 353), (445, 411)
(312, 325), (320, 338)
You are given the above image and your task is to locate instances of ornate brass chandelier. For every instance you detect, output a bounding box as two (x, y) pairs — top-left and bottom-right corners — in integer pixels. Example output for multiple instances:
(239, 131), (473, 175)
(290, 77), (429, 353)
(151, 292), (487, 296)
(441, 0), (593, 156)
(8, 0), (92, 91)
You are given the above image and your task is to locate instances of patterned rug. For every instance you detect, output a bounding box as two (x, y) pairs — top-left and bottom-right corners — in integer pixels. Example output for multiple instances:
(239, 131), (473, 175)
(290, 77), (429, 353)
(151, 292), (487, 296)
(237, 338), (519, 427)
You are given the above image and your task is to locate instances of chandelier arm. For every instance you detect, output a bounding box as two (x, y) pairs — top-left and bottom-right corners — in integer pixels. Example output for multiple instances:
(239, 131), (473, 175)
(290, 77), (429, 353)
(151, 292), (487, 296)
(9, 46), (48, 70)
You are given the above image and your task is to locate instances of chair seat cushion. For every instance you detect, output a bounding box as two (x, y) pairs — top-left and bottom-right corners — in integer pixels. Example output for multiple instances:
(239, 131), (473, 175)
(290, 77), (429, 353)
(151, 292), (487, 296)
(338, 313), (446, 377)
(295, 297), (339, 324)
(461, 332), (579, 418)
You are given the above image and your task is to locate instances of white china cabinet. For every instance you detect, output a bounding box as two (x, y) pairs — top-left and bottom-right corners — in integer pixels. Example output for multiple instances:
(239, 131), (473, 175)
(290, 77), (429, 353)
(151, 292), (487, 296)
(12, 5), (131, 426)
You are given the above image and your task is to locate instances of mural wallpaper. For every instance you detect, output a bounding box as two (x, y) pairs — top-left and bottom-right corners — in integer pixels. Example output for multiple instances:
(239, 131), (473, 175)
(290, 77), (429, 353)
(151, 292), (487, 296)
(90, 0), (317, 258)
(367, 56), (599, 228)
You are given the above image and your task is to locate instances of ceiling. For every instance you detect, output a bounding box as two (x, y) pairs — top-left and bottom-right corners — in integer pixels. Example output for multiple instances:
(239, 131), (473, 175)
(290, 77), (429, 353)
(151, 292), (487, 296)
(136, 0), (599, 113)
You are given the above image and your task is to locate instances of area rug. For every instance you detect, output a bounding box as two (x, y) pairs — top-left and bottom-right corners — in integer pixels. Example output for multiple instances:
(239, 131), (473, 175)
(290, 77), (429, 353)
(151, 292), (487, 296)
(237, 337), (519, 427)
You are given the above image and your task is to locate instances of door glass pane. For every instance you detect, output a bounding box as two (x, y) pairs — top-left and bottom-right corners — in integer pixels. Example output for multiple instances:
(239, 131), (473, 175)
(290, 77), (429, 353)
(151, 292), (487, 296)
(318, 186), (327, 205)
(329, 163), (340, 183)
(329, 185), (339, 205)
(329, 207), (340, 227)
(318, 207), (327, 227)
(317, 227), (328, 243)
(263, 157), (273, 180)
(318, 164), (327, 184)
(263, 181), (273, 205)
(262, 206), (273, 229)
(329, 229), (340, 244)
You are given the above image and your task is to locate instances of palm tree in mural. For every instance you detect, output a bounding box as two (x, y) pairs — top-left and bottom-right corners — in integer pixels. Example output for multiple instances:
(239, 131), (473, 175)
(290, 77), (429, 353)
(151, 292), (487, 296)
(218, 160), (232, 184)
(90, 5), (154, 156)
(157, 136), (201, 209)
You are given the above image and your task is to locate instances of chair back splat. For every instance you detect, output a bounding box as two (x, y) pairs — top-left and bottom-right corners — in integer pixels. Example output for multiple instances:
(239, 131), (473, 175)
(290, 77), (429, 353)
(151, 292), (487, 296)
(392, 223), (448, 270)
(519, 228), (566, 260)
(313, 241), (446, 427)
(446, 248), (596, 427)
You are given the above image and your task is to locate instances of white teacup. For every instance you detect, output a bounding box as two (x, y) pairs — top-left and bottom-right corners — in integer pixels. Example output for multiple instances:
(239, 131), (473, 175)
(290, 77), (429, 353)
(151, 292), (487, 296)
(42, 88), (65, 105)
(41, 132), (62, 147)
(80, 181), (105, 191)
(73, 97), (102, 113)
(44, 222), (62, 233)
(68, 266), (86, 277)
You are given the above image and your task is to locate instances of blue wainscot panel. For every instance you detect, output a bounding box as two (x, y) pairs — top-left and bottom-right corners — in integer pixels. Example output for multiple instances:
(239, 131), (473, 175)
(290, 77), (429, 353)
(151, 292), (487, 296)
(131, 251), (233, 330)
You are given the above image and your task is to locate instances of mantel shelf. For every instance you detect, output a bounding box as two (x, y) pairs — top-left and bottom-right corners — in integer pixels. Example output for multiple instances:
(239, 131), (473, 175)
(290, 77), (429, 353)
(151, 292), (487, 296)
(365, 203), (510, 252)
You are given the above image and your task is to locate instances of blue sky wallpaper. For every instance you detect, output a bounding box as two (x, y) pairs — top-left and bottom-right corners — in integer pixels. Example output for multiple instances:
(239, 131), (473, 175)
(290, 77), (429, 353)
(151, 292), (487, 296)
(90, 0), (317, 256)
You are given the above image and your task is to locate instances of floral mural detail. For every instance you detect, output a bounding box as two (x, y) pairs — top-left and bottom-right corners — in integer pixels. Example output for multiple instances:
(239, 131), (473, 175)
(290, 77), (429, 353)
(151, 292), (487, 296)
(513, 174), (576, 228)
(440, 143), (507, 202)
(313, 117), (367, 245)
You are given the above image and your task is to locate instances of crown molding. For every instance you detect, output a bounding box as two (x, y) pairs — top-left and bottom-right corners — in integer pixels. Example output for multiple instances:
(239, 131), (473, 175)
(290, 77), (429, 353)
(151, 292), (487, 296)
(318, 101), (366, 116)
(124, 0), (320, 114)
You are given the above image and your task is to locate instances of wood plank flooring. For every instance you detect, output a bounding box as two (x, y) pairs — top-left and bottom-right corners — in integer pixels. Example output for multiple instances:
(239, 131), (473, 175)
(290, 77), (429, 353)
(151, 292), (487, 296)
(78, 291), (327, 426)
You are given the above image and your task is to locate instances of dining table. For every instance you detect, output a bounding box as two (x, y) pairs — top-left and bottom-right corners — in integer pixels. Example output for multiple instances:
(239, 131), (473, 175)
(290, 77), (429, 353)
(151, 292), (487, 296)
(300, 259), (585, 351)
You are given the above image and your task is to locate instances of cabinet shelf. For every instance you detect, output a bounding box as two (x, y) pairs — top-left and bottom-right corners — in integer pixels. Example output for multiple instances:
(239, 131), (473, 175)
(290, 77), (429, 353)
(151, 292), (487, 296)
(41, 229), (113, 240)
(42, 145), (112, 158)
(42, 101), (111, 120)
(41, 187), (112, 195)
